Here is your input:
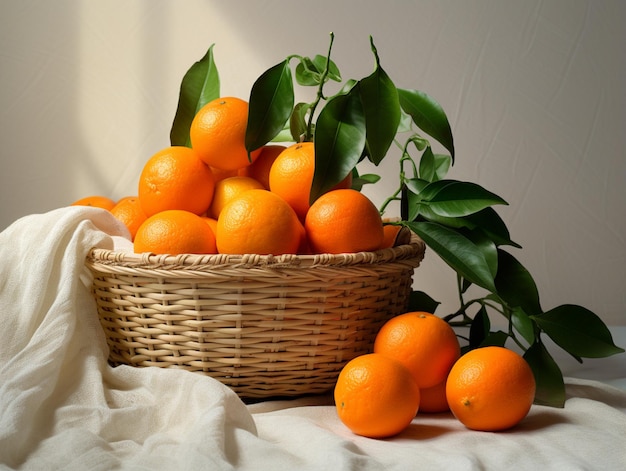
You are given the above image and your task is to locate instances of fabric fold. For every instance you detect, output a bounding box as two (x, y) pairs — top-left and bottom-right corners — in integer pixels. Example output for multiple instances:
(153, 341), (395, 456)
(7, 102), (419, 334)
(0, 208), (258, 470)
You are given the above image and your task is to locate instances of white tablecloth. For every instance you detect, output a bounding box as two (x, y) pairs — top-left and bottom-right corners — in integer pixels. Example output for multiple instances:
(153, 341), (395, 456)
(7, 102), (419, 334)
(1, 207), (624, 470)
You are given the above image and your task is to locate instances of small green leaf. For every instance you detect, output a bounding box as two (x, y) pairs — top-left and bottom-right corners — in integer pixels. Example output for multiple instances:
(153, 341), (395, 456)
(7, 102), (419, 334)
(404, 177), (429, 196)
(295, 57), (321, 86)
(170, 44), (220, 147)
(532, 305), (625, 358)
(397, 88), (455, 162)
(295, 55), (341, 86)
(524, 340), (566, 407)
(419, 148), (452, 182)
(495, 249), (542, 316)
(312, 54), (341, 82)
(406, 221), (497, 292)
(469, 306), (490, 348)
(290, 102), (310, 142)
(422, 180), (508, 218)
(246, 60), (294, 153)
(407, 290), (441, 313)
(350, 172), (380, 191)
(396, 108), (414, 134)
(480, 330), (509, 347)
(311, 86), (366, 202)
(511, 307), (536, 346)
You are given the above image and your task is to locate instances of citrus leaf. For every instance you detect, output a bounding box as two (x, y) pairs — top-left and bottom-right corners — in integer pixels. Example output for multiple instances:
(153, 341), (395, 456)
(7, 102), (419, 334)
(419, 148), (452, 182)
(531, 305), (625, 358)
(407, 290), (441, 314)
(422, 180), (508, 218)
(469, 306), (490, 348)
(311, 86), (366, 202)
(246, 60), (294, 154)
(412, 203), (474, 229)
(480, 330), (509, 347)
(511, 306), (536, 346)
(312, 54), (341, 82)
(290, 102), (310, 142)
(406, 221), (497, 292)
(464, 207), (521, 248)
(462, 228), (498, 279)
(296, 55), (342, 86)
(170, 44), (220, 147)
(524, 340), (566, 407)
(397, 108), (414, 133)
(351, 172), (380, 191)
(295, 57), (321, 86)
(358, 55), (400, 164)
(495, 249), (542, 316)
(397, 88), (455, 162)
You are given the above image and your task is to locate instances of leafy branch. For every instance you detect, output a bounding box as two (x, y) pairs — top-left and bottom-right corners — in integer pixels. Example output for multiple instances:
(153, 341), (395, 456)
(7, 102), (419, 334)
(170, 36), (624, 408)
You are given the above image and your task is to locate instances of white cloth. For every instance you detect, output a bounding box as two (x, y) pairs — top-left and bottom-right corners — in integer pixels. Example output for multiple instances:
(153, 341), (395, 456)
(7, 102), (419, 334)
(1, 207), (625, 470)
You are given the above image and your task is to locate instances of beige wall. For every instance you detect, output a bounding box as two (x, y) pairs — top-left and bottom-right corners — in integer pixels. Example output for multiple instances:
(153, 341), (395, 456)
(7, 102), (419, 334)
(1, 0), (624, 325)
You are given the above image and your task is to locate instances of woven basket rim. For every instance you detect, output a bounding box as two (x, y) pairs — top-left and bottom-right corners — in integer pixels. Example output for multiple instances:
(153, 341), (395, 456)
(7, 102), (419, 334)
(86, 234), (425, 272)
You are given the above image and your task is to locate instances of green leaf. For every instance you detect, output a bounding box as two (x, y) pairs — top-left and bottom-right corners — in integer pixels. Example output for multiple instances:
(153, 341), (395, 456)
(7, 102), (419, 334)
(350, 172), (380, 191)
(532, 305), (625, 358)
(524, 340), (566, 407)
(397, 88), (455, 162)
(311, 86), (366, 202)
(406, 221), (497, 292)
(295, 57), (321, 86)
(421, 180), (508, 218)
(462, 229), (498, 279)
(480, 330), (509, 347)
(511, 306), (536, 346)
(396, 108), (414, 133)
(407, 290), (441, 314)
(312, 54), (342, 82)
(246, 60), (294, 154)
(358, 43), (401, 164)
(290, 102), (310, 142)
(419, 147), (452, 182)
(296, 55), (342, 86)
(495, 249), (542, 316)
(464, 207), (521, 248)
(413, 203), (470, 229)
(170, 44), (220, 147)
(469, 306), (490, 348)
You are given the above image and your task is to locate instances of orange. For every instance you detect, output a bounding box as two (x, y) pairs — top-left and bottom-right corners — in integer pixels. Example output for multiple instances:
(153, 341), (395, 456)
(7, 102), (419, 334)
(202, 216), (218, 236)
(419, 380), (450, 413)
(239, 144), (286, 189)
(208, 176), (264, 219)
(304, 189), (384, 254)
(334, 353), (420, 438)
(381, 224), (412, 249)
(70, 195), (116, 210)
(210, 166), (240, 183)
(269, 142), (352, 221)
(110, 196), (147, 241)
(216, 189), (303, 255)
(138, 146), (215, 217)
(446, 346), (536, 431)
(268, 142), (315, 220)
(134, 209), (217, 255)
(190, 96), (262, 171)
(373, 311), (460, 389)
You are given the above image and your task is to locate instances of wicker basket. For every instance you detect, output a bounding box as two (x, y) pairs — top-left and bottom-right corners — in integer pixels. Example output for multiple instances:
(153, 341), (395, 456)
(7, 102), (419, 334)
(86, 235), (425, 398)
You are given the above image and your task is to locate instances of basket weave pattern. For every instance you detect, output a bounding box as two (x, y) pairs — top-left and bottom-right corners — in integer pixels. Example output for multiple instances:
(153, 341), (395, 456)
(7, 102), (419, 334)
(86, 237), (425, 398)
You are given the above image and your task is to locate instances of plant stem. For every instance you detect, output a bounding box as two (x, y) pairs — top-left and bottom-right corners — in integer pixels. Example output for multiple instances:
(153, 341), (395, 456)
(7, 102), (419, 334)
(305, 32), (335, 141)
